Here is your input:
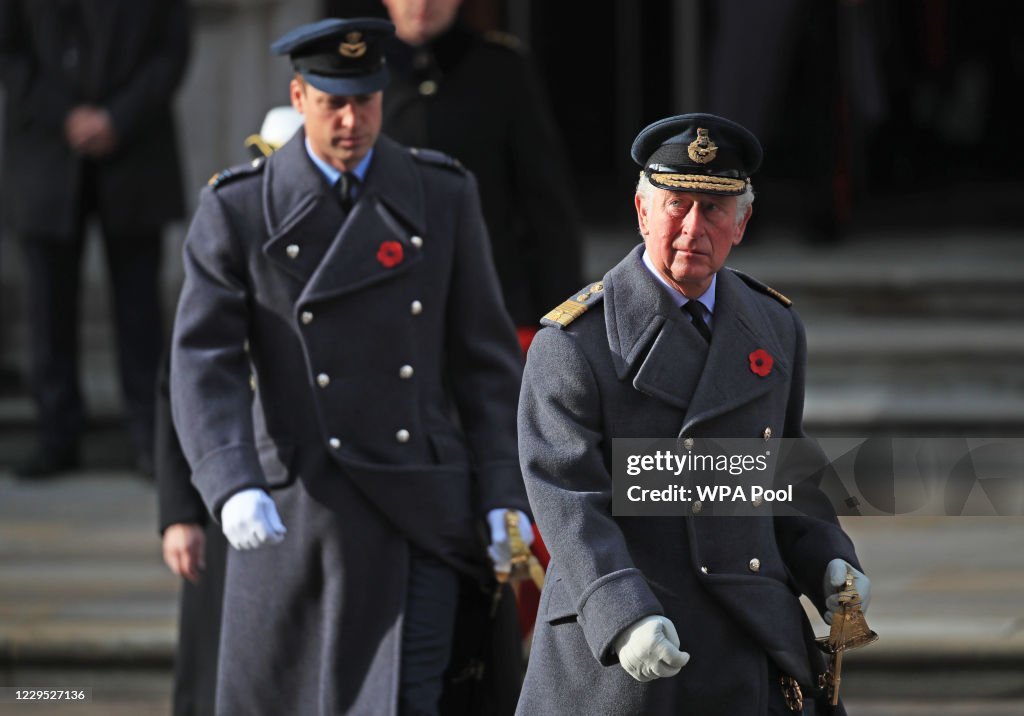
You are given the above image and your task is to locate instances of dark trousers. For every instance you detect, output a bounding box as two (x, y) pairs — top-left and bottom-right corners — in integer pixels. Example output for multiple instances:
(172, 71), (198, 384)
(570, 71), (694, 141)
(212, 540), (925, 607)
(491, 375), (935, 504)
(20, 215), (163, 459)
(400, 546), (460, 716)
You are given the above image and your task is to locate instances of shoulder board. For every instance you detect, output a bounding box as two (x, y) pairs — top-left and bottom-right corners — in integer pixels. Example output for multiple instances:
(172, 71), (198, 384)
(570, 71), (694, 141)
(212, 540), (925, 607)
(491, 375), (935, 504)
(483, 31), (523, 52)
(409, 147), (465, 174)
(541, 281), (605, 329)
(207, 157), (266, 189)
(727, 268), (792, 307)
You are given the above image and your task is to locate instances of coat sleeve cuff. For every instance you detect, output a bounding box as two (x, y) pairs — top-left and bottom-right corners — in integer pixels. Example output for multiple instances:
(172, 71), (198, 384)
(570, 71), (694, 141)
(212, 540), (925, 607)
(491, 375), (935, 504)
(576, 568), (663, 666)
(190, 443), (267, 522)
(476, 459), (531, 517)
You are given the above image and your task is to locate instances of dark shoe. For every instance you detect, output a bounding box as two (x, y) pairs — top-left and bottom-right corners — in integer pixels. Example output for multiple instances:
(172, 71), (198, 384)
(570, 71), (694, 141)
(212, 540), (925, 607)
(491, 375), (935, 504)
(13, 445), (80, 478)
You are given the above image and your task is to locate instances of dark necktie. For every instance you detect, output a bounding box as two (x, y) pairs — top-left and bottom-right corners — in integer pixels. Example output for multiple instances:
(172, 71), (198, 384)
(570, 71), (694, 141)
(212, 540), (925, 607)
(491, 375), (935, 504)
(682, 300), (712, 344)
(337, 172), (358, 211)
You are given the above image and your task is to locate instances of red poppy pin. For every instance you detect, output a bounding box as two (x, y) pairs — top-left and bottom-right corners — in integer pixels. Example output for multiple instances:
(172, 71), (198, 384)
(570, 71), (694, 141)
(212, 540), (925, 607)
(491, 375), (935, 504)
(748, 349), (773, 377)
(376, 240), (404, 268)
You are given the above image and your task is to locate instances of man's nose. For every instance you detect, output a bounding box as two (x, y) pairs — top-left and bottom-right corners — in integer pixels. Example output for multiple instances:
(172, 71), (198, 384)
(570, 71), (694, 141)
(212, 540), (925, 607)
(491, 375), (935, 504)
(680, 207), (705, 238)
(337, 106), (356, 129)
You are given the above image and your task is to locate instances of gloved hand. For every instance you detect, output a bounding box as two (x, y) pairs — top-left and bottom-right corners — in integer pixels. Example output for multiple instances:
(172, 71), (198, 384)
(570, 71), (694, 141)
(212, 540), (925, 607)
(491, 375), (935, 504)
(823, 558), (871, 624)
(614, 615), (690, 682)
(486, 508), (533, 574)
(220, 488), (287, 550)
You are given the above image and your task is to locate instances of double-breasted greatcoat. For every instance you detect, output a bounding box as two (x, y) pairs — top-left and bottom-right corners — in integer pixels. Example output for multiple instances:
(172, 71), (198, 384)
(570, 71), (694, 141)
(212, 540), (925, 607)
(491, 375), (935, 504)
(516, 246), (862, 715)
(170, 132), (528, 715)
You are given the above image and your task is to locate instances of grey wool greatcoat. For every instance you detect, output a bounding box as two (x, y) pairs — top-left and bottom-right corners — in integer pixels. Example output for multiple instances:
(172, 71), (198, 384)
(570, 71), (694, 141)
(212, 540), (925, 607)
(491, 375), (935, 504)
(170, 132), (528, 715)
(516, 246), (861, 716)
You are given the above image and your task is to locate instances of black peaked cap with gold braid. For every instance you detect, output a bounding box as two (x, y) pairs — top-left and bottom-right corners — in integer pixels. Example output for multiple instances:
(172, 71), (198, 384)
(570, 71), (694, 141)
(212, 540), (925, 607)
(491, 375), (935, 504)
(631, 113), (762, 196)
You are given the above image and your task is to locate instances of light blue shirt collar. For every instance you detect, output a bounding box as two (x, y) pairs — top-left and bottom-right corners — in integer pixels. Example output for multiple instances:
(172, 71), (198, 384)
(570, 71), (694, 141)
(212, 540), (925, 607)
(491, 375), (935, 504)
(642, 249), (716, 326)
(304, 137), (373, 189)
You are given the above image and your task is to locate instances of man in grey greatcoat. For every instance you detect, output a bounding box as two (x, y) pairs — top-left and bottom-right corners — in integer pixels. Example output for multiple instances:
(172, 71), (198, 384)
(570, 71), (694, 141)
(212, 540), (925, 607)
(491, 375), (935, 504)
(170, 18), (531, 716)
(516, 114), (871, 715)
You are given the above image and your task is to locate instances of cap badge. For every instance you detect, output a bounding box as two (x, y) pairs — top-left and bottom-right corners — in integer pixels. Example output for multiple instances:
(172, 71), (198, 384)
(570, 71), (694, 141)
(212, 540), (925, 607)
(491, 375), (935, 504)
(687, 128), (718, 164)
(339, 32), (367, 58)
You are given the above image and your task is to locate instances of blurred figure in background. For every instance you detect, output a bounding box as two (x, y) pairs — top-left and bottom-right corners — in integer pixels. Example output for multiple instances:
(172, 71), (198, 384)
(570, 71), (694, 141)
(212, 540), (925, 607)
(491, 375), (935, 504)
(378, 0), (584, 350)
(0, 0), (190, 477)
(157, 105), (303, 716)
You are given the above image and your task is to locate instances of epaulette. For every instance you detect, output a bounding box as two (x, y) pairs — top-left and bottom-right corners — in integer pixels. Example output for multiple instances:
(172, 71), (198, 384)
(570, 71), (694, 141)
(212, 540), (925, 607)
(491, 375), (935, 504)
(540, 281), (605, 329)
(207, 156), (266, 189)
(409, 147), (465, 174)
(727, 268), (792, 307)
(483, 30), (523, 52)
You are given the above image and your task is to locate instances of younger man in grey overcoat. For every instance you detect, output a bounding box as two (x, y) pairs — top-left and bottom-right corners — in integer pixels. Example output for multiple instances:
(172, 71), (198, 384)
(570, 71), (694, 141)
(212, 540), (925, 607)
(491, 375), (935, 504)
(516, 114), (871, 715)
(171, 19), (530, 716)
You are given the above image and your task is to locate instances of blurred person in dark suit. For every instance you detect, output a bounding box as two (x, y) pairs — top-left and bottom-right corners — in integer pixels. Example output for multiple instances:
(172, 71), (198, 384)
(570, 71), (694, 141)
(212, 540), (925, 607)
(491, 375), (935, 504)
(0, 0), (189, 476)
(377, 0), (584, 349)
(157, 105), (303, 716)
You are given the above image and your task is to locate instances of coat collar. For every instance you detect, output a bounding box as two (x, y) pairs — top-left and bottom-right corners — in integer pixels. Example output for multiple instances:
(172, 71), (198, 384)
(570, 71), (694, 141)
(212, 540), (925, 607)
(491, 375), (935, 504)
(603, 247), (791, 425)
(261, 133), (427, 302)
(679, 266), (791, 432)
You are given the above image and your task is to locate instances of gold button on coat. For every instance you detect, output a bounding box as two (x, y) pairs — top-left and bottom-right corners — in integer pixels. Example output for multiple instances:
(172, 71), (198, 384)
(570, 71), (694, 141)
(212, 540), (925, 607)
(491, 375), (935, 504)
(301, 311), (313, 324)
(316, 373), (330, 388)
(399, 365), (414, 379)
(286, 244), (300, 259)
(396, 429), (410, 443)
(410, 300), (423, 315)
(418, 80), (437, 96)
(749, 558), (761, 572)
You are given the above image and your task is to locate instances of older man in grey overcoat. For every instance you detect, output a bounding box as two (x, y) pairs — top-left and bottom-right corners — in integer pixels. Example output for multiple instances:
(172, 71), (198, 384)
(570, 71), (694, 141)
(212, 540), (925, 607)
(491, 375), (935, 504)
(171, 18), (530, 716)
(516, 114), (871, 715)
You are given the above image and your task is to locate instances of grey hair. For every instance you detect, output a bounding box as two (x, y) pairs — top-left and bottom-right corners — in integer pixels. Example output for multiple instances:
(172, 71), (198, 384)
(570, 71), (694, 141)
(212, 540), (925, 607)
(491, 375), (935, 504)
(635, 172), (755, 229)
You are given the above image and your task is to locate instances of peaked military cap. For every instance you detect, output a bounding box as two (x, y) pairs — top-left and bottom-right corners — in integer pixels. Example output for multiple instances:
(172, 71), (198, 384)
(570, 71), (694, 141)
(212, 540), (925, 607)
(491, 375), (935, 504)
(271, 18), (395, 96)
(631, 113), (762, 195)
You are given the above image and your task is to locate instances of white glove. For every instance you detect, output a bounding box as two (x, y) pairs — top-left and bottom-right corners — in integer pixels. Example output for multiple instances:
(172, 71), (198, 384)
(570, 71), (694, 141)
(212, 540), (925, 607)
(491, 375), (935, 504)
(823, 558), (871, 624)
(486, 508), (533, 574)
(614, 615), (690, 682)
(220, 488), (287, 550)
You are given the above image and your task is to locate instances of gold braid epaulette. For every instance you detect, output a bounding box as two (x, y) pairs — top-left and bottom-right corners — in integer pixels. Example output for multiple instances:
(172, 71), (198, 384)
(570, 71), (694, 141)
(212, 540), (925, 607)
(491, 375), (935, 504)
(541, 281), (605, 328)
(727, 268), (792, 307)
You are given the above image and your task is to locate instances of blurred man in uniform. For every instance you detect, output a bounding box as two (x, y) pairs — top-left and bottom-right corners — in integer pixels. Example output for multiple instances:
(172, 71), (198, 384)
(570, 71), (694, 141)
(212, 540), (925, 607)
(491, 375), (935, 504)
(157, 106), (304, 716)
(0, 0), (189, 476)
(516, 114), (871, 715)
(170, 18), (530, 716)
(379, 0), (584, 349)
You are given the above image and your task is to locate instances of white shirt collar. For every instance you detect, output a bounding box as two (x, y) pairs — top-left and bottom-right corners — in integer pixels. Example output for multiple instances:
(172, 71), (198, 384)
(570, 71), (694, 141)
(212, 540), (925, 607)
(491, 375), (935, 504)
(641, 249), (717, 317)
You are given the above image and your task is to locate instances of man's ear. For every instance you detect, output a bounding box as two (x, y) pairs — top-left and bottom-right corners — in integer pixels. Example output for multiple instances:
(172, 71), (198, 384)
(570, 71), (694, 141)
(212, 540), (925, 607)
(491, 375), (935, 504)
(733, 204), (753, 246)
(635, 193), (649, 236)
(289, 77), (306, 114)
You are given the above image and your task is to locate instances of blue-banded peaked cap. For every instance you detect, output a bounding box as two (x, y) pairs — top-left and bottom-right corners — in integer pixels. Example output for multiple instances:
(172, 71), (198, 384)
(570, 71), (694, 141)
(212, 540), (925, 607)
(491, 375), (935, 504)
(631, 113), (762, 195)
(272, 18), (395, 96)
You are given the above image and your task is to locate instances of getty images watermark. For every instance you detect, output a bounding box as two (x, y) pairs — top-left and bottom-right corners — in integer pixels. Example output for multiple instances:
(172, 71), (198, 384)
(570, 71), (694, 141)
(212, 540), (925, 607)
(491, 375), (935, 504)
(612, 437), (1024, 517)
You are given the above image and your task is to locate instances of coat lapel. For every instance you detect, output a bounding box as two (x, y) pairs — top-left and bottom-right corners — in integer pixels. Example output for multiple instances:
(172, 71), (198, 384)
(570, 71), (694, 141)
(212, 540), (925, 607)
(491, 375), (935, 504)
(605, 247), (708, 411)
(262, 131), (344, 284)
(261, 134), (427, 299)
(680, 268), (790, 434)
(298, 136), (426, 304)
